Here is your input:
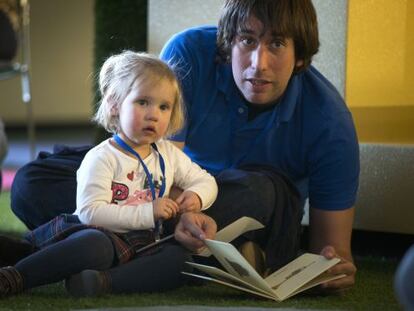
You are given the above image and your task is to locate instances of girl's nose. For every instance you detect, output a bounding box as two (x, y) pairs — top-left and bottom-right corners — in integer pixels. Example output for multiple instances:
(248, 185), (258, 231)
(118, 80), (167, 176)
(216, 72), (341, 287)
(146, 106), (159, 121)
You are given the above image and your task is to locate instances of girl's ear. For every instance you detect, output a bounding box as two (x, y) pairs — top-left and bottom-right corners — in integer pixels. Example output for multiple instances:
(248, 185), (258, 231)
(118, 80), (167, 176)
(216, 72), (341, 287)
(110, 104), (119, 116)
(107, 95), (119, 115)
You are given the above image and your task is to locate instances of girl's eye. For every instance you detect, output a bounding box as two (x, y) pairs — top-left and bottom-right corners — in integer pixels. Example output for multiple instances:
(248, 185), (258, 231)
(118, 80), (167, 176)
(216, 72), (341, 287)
(160, 103), (171, 111)
(136, 99), (148, 106)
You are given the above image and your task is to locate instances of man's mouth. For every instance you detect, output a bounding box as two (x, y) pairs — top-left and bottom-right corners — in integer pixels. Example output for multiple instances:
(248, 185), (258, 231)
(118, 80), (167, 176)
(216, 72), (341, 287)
(246, 78), (271, 86)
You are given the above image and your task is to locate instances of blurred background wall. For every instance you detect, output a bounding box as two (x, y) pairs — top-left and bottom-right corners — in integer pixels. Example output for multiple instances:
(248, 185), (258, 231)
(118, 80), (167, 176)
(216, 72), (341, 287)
(346, 0), (414, 143)
(0, 0), (94, 125)
(0, 0), (413, 143)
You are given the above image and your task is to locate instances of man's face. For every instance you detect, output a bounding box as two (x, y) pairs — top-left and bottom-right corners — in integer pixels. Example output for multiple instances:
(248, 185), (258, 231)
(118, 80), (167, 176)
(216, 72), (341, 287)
(231, 15), (303, 105)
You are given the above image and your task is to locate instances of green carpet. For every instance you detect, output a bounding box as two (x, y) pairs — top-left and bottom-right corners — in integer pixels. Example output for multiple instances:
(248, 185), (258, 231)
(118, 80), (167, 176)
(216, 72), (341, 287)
(0, 191), (401, 310)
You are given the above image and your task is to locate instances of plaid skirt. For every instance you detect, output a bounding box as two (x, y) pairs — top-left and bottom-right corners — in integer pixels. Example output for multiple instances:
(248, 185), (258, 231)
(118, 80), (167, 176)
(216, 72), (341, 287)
(24, 214), (159, 265)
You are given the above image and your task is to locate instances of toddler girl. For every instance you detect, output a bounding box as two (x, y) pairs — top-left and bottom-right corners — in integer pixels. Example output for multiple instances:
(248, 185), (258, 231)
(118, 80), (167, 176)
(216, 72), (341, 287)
(0, 51), (217, 297)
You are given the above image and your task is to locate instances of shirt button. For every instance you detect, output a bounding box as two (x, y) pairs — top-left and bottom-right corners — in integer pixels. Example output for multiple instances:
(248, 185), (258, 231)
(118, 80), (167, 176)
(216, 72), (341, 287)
(238, 107), (244, 114)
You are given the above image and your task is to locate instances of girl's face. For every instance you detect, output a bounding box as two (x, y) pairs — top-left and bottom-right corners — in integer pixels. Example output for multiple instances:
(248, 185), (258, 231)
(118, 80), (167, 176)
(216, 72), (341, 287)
(116, 78), (175, 149)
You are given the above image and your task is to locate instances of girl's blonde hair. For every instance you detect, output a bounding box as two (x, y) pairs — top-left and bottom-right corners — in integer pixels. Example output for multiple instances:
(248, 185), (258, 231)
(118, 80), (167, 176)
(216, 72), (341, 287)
(93, 50), (185, 137)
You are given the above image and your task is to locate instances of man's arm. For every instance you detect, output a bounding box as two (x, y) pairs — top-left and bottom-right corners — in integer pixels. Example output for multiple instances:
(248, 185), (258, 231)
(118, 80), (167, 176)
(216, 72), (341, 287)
(309, 206), (357, 292)
(174, 212), (217, 253)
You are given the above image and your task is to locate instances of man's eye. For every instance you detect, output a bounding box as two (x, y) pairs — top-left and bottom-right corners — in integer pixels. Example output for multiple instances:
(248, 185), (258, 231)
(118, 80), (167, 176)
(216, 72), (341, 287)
(241, 37), (255, 46)
(271, 40), (285, 49)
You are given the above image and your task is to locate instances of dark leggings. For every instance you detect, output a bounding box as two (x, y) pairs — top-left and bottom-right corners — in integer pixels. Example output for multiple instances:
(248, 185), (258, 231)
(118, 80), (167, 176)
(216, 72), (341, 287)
(16, 229), (114, 289)
(16, 229), (191, 293)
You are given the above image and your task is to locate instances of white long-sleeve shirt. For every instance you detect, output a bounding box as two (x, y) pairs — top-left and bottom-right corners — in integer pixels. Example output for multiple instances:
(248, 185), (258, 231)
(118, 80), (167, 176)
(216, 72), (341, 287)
(74, 139), (218, 233)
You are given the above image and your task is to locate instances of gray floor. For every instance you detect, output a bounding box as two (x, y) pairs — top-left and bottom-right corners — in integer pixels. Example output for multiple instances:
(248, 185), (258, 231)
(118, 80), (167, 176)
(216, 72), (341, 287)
(3, 126), (94, 169)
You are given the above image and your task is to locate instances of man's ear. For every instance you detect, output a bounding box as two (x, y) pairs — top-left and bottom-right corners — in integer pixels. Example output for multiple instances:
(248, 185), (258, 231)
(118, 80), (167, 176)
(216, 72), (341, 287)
(293, 59), (305, 74)
(296, 59), (304, 68)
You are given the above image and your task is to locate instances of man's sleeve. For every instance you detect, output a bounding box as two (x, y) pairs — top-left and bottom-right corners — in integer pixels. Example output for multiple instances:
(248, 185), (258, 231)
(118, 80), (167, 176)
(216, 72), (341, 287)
(308, 111), (360, 210)
(160, 30), (198, 142)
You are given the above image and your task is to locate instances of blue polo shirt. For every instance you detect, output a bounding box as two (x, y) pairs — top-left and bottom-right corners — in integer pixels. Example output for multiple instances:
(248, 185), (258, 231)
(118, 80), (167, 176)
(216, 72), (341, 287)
(160, 26), (359, 211)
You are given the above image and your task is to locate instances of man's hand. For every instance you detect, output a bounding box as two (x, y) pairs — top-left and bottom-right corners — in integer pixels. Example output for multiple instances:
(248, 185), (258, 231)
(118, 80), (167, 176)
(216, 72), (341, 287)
(153, 197), (179, 220)
(176, 190), (202, 213)
(319, 245), (357, 293)
(174, 212), (217, 253)
(309, 207), (356, 294)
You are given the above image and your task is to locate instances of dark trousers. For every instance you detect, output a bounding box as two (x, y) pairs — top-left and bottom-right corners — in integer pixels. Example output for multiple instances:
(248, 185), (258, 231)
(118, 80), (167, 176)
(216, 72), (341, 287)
(11, 145), (302, 292)
(205, 166), (303, 270)
(11, 145), (91, 229)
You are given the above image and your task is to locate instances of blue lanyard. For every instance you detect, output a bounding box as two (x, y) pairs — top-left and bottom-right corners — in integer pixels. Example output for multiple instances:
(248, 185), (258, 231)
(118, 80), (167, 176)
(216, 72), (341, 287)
(113, 134), (166, 239)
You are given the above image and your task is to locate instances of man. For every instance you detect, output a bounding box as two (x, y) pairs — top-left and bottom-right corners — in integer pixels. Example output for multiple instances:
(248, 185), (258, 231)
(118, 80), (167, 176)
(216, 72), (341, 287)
(160, 0), (359, 292)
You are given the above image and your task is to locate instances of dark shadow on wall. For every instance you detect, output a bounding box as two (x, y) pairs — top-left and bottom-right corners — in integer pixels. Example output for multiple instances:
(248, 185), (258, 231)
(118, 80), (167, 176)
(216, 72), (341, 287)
(93, 0), (148, 143)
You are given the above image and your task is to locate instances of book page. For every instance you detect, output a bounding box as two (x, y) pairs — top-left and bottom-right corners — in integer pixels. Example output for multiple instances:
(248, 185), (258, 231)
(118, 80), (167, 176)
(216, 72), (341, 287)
(265, 253), (341, 301)
(203, 239), (275, 296)
(185, 261), (275, 297)
(283, 272), (346, 300)
(198, 217), (264, 257)
(185, 238), (343, 301)
(182, 271), (278, 301)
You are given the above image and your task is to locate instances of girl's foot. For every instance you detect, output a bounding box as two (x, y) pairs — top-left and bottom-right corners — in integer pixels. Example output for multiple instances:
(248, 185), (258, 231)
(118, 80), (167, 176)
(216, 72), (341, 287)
(0, 266), (24, 297)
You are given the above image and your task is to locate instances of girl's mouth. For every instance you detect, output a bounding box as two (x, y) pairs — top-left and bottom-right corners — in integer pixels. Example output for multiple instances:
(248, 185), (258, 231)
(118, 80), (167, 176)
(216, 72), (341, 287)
(142, 126), (156, 134)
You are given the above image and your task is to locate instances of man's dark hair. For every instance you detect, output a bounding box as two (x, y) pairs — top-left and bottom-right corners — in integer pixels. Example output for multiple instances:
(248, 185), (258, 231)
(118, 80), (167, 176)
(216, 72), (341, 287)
(216, 0), (319, 72)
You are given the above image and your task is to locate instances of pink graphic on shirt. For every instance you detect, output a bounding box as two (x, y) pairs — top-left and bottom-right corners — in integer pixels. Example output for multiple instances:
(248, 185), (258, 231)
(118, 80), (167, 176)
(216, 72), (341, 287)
(111, 182), (129, 204)
(127, 171), (134, 181)
(124, 188), (160, 205)
(111, 175), (164, 205)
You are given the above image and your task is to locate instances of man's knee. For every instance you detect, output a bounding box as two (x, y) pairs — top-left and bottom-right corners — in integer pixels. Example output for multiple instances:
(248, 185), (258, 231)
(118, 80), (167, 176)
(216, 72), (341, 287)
(11, 162), (77, 229)
(11, 166), (39, 229)
(206, 169), (276, 228)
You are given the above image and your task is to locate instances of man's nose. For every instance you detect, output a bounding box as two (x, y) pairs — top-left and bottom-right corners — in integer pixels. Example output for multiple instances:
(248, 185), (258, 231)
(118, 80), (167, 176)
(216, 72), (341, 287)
(251, 44), (269, 71)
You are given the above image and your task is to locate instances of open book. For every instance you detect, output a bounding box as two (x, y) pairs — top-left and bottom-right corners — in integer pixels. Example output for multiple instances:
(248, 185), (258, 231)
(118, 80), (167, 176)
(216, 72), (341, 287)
(183, 219), (345, 301)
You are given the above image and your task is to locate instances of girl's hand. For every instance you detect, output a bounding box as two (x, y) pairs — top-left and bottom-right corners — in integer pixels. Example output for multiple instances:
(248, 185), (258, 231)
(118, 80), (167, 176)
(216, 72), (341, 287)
(153, 197), (179, 220)
(176, 191), (202, 213)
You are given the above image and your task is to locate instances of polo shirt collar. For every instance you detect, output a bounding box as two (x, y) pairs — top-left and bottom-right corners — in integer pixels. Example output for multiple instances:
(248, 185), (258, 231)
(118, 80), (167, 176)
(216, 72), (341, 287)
(278, 73), (301, 122)
(217, 62), (243, 102)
